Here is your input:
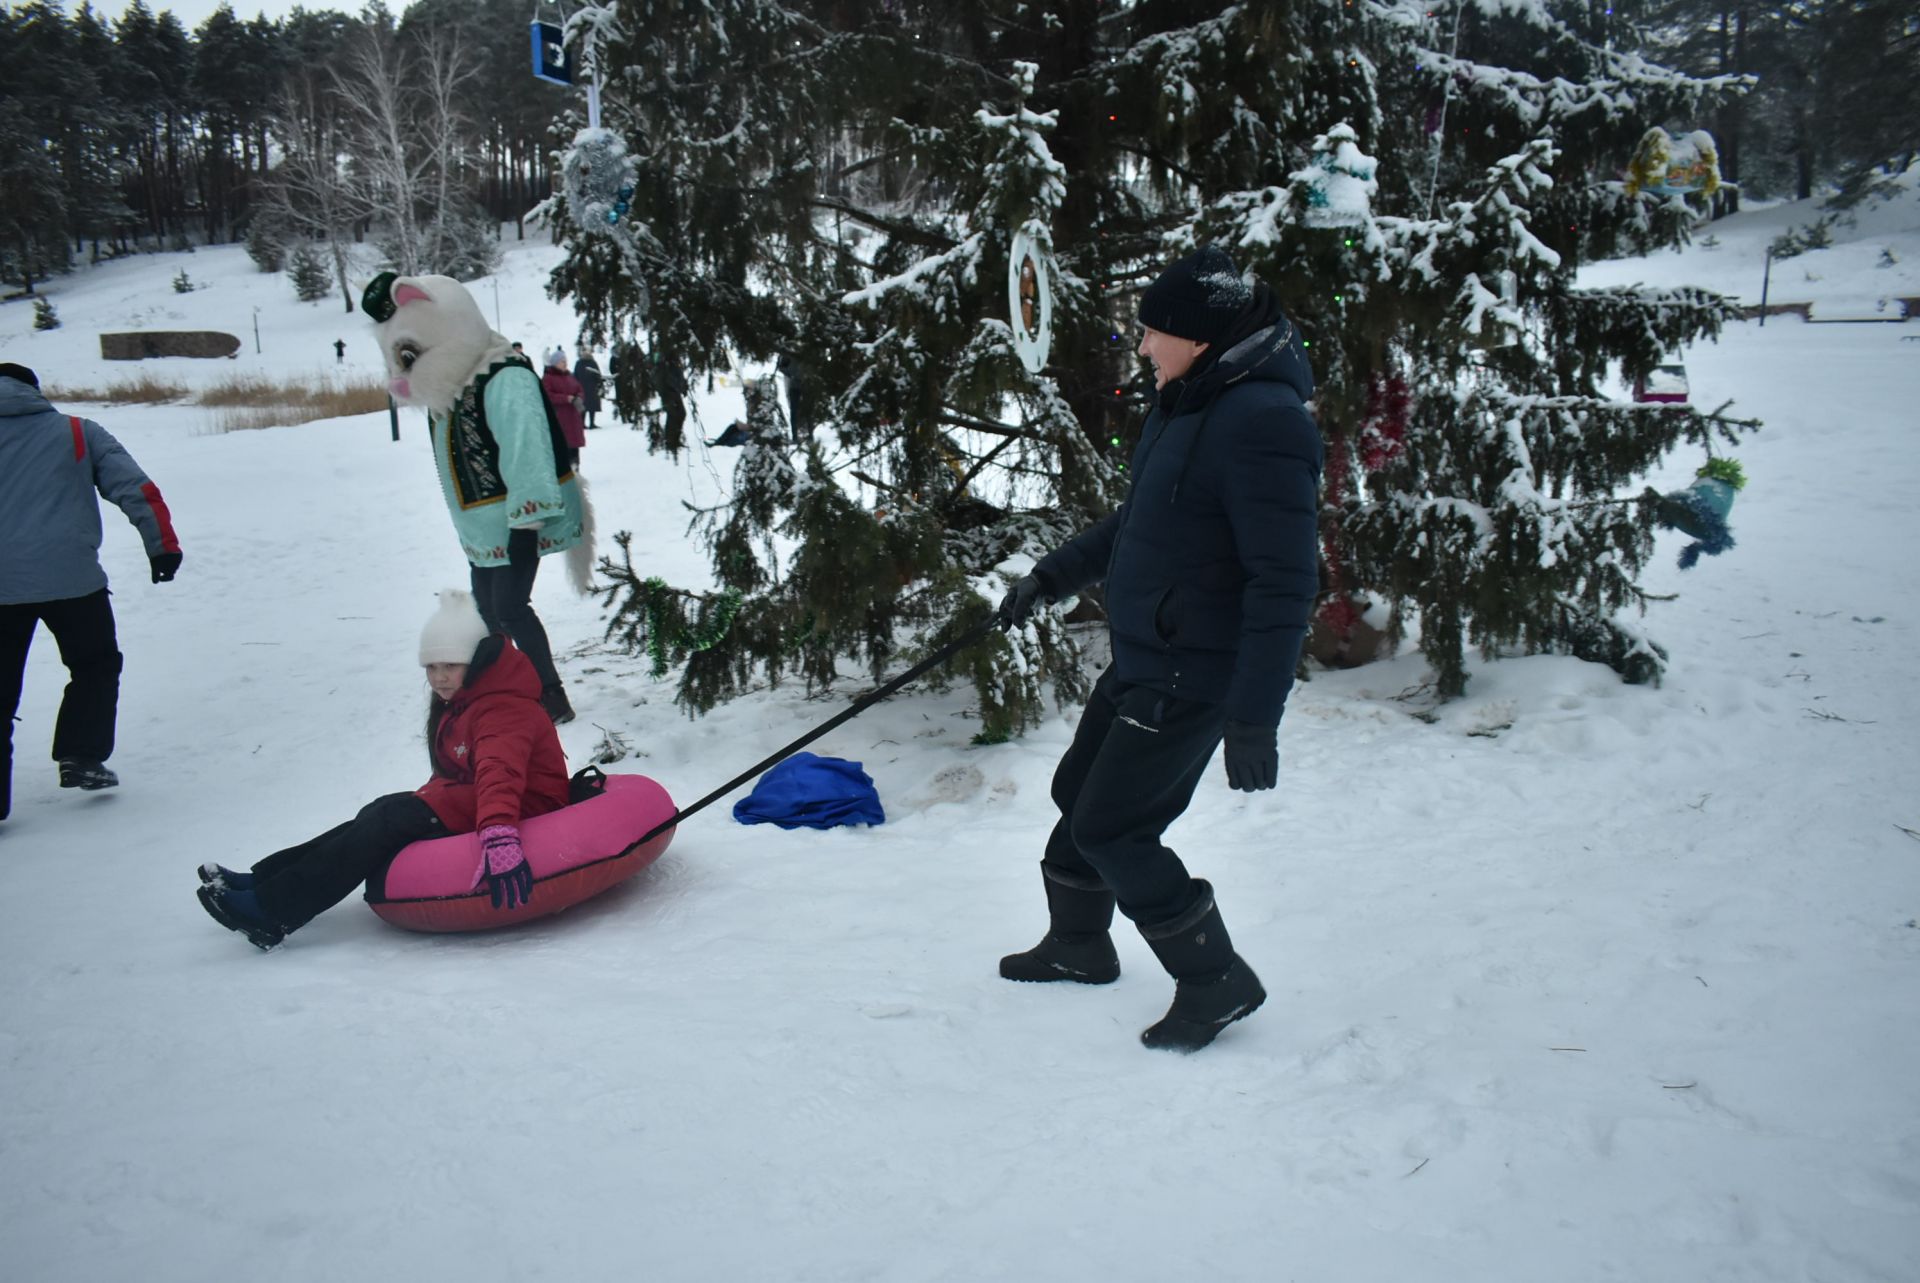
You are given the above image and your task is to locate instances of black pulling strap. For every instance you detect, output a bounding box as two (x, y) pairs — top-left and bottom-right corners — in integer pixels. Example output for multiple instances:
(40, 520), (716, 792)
(625, 615), (1001, 849)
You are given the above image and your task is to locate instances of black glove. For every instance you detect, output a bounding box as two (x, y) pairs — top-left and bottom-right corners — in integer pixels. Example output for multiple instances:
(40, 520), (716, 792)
(1223, 721), (1278, 792)
(996, 574), (1047, 630)
(150, 552), (182, 584)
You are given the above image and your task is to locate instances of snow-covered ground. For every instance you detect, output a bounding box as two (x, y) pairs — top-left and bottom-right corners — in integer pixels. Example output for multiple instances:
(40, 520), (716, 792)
(3, 186), (1917, 1282)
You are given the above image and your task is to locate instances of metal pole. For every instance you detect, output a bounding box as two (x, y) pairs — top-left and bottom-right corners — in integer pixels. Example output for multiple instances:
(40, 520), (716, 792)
(388, 395), (400, 443)
(253, 307), (261, 354)
(1758, 248), (1772, 328)
(493, 278), (501, 329)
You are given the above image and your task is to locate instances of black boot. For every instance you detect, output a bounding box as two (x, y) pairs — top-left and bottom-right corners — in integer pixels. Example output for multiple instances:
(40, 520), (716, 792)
(197, 883), (287, 951)
(1000, 867), (1121, 984)
(58, 758), (119, 790)
(541, 684), (575, 725)
(1139, 880), (1265, 1052)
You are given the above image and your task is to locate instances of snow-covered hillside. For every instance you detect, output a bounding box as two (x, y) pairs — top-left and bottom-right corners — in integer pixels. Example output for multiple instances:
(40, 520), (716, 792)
(2, 189), (1917, 1282)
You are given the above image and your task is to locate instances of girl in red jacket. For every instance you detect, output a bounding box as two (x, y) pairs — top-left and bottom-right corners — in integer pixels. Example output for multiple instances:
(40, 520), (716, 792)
(196, 590), (571, 950)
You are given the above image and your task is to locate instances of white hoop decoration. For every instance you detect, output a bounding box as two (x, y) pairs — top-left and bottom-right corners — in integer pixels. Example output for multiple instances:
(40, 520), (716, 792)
(1007, 229), (1053, 374)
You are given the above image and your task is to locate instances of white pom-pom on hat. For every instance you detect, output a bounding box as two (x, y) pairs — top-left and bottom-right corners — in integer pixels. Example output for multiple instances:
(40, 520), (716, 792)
(419, 589), (490, 665)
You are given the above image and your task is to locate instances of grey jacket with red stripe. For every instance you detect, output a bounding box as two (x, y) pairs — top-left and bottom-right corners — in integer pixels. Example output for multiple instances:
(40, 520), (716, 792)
(0, 375), (180, 605)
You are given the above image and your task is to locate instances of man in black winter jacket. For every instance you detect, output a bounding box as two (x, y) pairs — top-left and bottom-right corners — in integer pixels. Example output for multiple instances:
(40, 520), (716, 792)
(997, 245), (1322, 1053)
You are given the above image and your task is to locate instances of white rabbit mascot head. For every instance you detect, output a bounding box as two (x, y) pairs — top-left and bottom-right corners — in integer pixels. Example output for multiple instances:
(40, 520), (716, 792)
(361, 272), (513, 412)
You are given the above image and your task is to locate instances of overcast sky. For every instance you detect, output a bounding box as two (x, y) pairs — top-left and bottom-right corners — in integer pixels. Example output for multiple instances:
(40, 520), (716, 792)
(90, 0), (329, 32)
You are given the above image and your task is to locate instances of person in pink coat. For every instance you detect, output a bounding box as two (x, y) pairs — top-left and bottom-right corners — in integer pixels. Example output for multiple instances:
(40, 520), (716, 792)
(541, 348), (587, 468)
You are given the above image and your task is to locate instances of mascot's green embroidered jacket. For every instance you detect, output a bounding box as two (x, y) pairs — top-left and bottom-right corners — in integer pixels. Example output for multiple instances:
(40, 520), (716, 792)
(429, 359), (584, 566)
(362, 270), (585, 568)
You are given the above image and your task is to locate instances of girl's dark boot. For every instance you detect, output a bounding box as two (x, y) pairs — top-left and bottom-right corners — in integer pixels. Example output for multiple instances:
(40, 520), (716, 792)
(1139, 880), (1265, 1052)
(999, 867), (1121, 984)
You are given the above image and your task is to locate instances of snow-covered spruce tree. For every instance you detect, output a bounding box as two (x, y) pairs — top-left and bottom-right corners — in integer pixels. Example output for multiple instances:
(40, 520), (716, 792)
(551, 1), (1755, 727)
(1215, 0), (1759, 695)
(287, 241), (331, 301)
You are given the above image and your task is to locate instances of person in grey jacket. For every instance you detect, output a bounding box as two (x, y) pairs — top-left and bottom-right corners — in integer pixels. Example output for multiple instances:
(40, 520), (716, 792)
(996, 246), (1322, 1053)
(1, 363), (183, 819)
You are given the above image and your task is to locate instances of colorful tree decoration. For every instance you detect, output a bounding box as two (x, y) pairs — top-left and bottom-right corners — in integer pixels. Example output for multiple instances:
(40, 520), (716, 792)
(1625, 127), (1721, 199)
(1293, 123), (1378, 229)
(1657, 457), (1746, 568)
(530, 20), (571, 86)
(561, 128), (637, 234)
(1635, 361), (1690, 404)
(1007, 227), (1053, 374)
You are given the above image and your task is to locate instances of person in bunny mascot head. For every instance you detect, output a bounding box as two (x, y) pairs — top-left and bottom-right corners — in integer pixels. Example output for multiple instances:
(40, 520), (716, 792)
(363, 271), (594, 725)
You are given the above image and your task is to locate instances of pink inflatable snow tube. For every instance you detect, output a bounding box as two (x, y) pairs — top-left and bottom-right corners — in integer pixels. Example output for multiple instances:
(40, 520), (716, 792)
(368, 773), (676, 933)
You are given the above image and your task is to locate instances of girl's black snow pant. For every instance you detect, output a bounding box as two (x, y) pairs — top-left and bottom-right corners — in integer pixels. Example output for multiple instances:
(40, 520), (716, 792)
(250, 792), (445, 931)
(1041, 664), (1230, 930)
(469, 527), (561, 691)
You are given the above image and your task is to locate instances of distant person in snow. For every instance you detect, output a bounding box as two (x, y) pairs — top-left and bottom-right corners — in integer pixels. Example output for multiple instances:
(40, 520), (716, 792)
(541, 347), (587, 469)
(333, 337), (346, 364)
(572, 345), (603, 429)
(196, 591), (569, 950)
(0, 362), (183, 821)
(994, 245), (1323, 1053)
(362, 271), (594, 726)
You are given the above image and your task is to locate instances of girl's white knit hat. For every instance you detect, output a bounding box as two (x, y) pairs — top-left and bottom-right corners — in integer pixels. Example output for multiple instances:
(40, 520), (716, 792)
(418, 589), (490, 664)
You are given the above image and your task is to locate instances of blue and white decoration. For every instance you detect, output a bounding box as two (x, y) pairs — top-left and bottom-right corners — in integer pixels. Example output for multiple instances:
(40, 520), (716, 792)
(529, 20), (571, 86)
(563, 127), (638, 235)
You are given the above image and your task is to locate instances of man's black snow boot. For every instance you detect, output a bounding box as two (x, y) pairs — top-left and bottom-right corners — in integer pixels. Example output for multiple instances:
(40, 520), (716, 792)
(1000, 866), (1121, 984)
(197, 884), (286, 951)
(58, 758), (118, 791)
(1139, 880), (1265, 1053)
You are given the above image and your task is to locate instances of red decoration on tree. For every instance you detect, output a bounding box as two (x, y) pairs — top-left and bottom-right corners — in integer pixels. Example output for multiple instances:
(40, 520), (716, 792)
(1358, 371), (1409, 471)
(1315, 371), (1411, 642)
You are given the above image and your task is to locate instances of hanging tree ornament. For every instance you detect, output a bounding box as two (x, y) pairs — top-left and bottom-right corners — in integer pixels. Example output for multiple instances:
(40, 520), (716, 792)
(1007, 227), (1054, 374)
(1656, 456), (1745, 569)
(529, 12), (572, 86)
(1625, 127), (1721, 200)
(1295, 123), (1378, 229)
(562, 126), (640, 239)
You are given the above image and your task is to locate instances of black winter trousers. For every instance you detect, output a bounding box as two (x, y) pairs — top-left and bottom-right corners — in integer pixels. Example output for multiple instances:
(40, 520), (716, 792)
(250, 792), (444, 931)
(1043, 665), (1230, 929)
(469, 527), (560, 691)
(2, 590), (123, 794)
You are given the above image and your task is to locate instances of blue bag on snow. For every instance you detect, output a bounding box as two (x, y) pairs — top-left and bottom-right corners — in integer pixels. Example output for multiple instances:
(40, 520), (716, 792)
(732, 752), (886, 830)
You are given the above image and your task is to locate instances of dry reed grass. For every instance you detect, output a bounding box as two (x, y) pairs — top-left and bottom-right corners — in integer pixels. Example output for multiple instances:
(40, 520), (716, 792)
(43, 374), (190, 404)
(199, 374), (391, 430)
(45, 371), (390, 431)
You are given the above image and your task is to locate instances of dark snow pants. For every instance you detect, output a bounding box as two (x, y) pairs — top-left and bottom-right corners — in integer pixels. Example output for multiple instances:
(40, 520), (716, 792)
(250, 792), (445, 931)
(1042, 664), (1230, 929)
(2, 590), (123, 804)
(469, 527), (561, 692)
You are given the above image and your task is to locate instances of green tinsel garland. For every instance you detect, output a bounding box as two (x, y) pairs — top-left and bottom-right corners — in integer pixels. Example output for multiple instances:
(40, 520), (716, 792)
(1697, 456), (1746, 490)
(642, 577), (744, 677)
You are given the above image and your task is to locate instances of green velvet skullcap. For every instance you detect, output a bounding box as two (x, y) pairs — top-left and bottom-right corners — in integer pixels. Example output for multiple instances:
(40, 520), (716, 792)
(362, 271), (399, 323)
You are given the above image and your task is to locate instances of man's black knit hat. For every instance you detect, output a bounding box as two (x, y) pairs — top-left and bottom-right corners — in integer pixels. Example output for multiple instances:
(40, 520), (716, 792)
(0, 362), (39, 388)
(1138, 245), (1251, 345)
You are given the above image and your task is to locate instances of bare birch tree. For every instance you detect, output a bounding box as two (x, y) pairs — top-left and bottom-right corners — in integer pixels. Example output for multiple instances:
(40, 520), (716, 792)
(330, 12), (484, 279)
(260, 77), (371, 311)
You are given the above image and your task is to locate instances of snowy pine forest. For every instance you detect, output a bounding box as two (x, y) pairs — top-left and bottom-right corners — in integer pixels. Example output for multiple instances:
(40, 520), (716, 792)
(4, 1), (1920, 1280)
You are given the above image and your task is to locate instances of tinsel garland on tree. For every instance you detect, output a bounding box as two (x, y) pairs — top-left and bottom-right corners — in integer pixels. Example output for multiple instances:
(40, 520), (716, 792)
(595, 532), (744, 681)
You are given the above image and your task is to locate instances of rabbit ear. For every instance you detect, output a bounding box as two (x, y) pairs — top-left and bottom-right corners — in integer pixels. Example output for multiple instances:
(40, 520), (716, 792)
(393, 282), (433, 308)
